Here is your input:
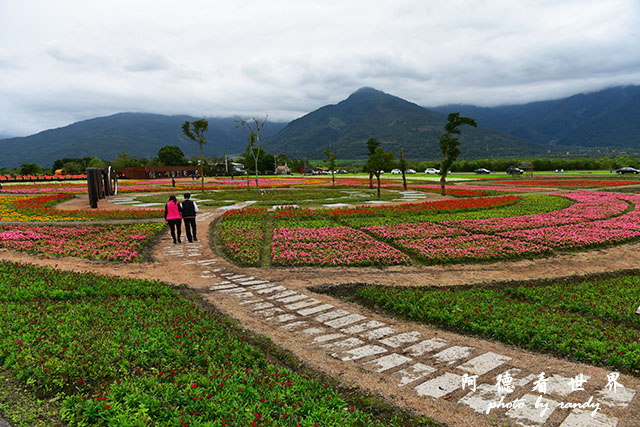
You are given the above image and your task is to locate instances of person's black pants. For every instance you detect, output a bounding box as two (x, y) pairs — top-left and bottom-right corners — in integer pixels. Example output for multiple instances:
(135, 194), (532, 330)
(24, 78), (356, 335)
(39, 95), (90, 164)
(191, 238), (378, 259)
(167, 219), (182, 243)
(184, 217), (197, 242)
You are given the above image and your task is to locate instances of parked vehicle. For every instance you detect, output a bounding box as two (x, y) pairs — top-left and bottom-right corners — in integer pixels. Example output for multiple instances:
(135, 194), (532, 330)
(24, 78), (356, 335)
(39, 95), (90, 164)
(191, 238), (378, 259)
(425, 168), (440, 174)
(406, 169), (417, 174)
(615, 167), (640, 174)
(474, 168), (491, 174)
(506, 167), (524, 175)
(390, 169), (401, 174)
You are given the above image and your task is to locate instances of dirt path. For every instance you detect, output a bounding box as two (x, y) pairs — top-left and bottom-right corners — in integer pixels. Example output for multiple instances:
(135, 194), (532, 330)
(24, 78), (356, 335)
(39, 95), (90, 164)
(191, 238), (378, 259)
(2, 207), (639, 427)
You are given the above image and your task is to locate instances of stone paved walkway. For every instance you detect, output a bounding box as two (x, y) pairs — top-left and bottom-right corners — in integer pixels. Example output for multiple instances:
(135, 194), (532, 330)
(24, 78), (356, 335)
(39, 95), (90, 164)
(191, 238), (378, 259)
(159, 229), (639, 427)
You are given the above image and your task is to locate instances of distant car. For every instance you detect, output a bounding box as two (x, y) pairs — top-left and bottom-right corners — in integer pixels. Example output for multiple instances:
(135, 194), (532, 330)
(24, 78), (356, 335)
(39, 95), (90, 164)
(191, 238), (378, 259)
(337, 169), (348, 174)
(406, 169), (417, 174)
(425, 168), (440, 174)
(506, 167), (524, 175)
(474, 168), (491, 174)
(616, 167), (640, 174)
(390, 169), (402, 174)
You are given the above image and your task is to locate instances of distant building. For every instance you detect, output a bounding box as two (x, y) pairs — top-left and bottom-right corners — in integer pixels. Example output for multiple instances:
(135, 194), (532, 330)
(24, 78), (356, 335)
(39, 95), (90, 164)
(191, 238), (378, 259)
(275, 165), (291, 175)
(118, 166), (201, 179)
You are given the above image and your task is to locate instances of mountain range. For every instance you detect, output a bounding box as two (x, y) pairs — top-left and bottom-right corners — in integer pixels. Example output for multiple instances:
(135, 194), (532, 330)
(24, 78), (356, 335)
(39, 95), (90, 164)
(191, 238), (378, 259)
(1, 85), (639, 168)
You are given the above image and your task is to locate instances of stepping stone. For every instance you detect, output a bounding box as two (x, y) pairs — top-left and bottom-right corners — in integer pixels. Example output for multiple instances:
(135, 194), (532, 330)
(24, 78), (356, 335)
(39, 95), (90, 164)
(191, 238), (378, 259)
(597, 385), (636, 408)
(216, 287), (247, 294)
(281, 321), (309, 330)
(314, 310), (351, 323)
(212, 281), (232, 286)
(285, 299), (320, 311)
(432, 346), (475, 365)
(415, 372), (463, 398)
(234, 276), (255, 282)
(320, 337), (364, 350)
(560, 409), (618, 427)
(232, 292), (254, 299)
(459, 383), (507, 414)
(363, 354), (412, 373)
(275, 294), (308, 303)
(333, 345), (388, 362)
(504, 393), (560, 425)
(341, 320), (385, 334)
(392, 363), (437, 387)
(301, 327), (326, 335)
(209, 284), (237, 291)
(360, 327), (397, 340)
(239, 298), (263, 305)
(380, 331), (421, 348)
(197, 259), (218, 264)
(496, 368), (537, 389)
(313, 333), (345, 343)
(250, 302), (274, 311)
(228, 275), (246, 280)
(255, 308), (284, 317)
(545, 374), (591, 397)
(297, 304), (334, 316)
(324, 314), (367, 328)
(267, 290), (298, 300)
(404, 338), (448, 357)
(187, 253), (202, 257)
(241, 280), (270, 286)
(457, 352), (512, 376)
(266, 314), (298, 323)
(248, 283), (277, 290)
(256, 286), (287, 295)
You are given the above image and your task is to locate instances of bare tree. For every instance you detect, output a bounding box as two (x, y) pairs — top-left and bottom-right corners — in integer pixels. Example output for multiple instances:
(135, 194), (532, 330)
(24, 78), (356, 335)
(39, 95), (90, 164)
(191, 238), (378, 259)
(182, 119), (208, 192)
(236, 115), (268, 195)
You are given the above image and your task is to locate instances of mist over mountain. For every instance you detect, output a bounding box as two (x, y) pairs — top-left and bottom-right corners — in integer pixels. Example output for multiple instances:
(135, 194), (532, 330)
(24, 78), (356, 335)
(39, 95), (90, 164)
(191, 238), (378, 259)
(431, 85), (640, 150)
(263, 87), (539, 160)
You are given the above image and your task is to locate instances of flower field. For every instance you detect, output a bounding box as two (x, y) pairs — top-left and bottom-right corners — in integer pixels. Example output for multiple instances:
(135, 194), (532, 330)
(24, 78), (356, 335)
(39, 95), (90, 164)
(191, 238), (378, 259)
(0, 262), (421, 426)
(272, 226), (410, 266)
(347, 273), (640, 374)
(218, 191), (640, 267)
(0, 223), (164, 261)
(0, 194), (161, 221)
(217, 207), (268, 265)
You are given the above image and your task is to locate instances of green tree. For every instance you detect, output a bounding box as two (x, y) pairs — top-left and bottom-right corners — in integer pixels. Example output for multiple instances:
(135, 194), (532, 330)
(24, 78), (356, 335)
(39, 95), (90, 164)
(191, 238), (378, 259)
(87, 157), (107, 168)
(111, 152), (144, 169)
(235, 115), (268, 195)
(367, 147), (395, 198)
(182, 119), (209, 192)
(439, 112), (477, 196)
(158, 145), (187, 166)
(323, 148), (336, 187)
(20, 163), (42, 175)
(366, 138), (380, 189)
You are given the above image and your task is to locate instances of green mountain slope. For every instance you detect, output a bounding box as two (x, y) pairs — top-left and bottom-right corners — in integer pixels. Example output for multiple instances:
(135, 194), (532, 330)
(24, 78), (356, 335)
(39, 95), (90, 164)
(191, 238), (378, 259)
(0, 113), (286, 168)
(264, 87), (540, 160)
(432, 85), (640, 148)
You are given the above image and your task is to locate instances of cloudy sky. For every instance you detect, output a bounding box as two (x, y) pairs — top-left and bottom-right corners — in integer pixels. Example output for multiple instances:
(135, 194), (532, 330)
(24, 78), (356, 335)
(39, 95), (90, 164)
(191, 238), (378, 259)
(1, 0), (639, 136)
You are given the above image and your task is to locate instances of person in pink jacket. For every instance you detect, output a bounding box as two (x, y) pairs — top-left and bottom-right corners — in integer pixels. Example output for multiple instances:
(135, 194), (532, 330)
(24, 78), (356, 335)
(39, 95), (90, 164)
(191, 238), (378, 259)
(164, 195), (183, 244)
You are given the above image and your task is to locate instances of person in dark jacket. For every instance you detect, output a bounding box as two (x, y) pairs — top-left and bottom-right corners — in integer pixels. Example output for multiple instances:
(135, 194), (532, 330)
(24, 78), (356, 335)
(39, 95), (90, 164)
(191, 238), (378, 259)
(164, 195), (183, 244)
(181, 193), (199, 243)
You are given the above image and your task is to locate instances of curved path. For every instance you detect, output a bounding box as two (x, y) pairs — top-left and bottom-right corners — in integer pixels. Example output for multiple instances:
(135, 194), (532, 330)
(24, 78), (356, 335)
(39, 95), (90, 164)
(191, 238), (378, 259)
(1, 191), (640, 426)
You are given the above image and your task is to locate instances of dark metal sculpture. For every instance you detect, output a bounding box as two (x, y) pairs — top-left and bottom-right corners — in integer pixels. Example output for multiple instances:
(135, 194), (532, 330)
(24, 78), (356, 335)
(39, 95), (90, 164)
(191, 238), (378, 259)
(87, 166), (118, 208)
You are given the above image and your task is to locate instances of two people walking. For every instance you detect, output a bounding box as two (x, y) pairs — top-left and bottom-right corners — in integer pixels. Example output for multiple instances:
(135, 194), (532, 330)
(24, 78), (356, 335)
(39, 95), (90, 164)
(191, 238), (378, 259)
(164, 193), (199, 244)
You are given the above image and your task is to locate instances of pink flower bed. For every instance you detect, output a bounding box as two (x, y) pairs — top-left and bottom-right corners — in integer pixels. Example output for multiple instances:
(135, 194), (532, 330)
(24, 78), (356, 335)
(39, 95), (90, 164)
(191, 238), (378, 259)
(394, 234), (551, 263)
(0, 223), (163, 262)
(362, 222), (468, 240)
(272, 226), (410, 266)
(444, 191), (628, 233)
